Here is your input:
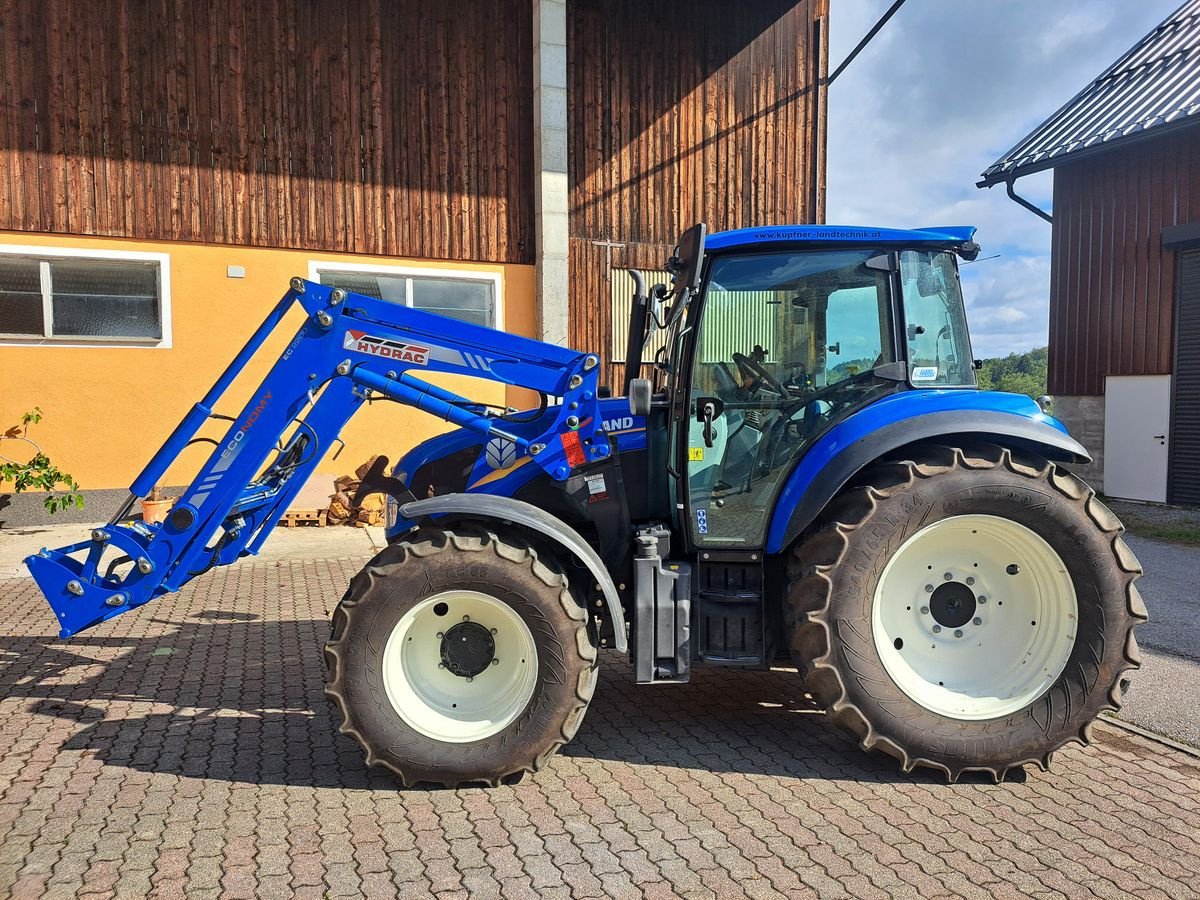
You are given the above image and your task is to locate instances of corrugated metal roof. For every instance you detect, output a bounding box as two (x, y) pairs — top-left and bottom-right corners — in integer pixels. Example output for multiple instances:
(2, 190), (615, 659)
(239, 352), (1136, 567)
(978, 0), (1200, 187)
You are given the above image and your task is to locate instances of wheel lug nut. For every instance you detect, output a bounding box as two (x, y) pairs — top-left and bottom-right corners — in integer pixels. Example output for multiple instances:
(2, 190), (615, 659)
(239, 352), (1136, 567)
(492, 659), (500, 666)
(463, 615), (470, 621)
(436, 632), (444, 639)
(438, 662), (445, 669)
(978, 595), (987, 604)
(920, 606), (930, 615)
(932, 625), (942, 633)
(490, 628), (498, 635)
(943, 572), (953, 581)
(965, 577), (975, 586)
(973, 617), (982, 626)
(466, 676), (474, 683)
(954, 629), (963, 638)
(925, 584), (934, 593)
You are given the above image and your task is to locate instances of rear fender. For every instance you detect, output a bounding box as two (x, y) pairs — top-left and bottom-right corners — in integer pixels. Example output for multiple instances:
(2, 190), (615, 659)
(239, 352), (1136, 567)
(398, 494), (628, 653)
(766, 394), (1090, 554)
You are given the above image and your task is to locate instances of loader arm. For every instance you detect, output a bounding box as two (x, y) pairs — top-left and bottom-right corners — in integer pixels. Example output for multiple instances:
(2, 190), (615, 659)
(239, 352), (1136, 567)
(26, 278), (607, 638)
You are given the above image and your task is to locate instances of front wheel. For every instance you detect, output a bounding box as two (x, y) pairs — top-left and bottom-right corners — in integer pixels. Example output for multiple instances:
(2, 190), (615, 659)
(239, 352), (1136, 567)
(787, 443), (1147, 781)
(324, 527), (597, 787)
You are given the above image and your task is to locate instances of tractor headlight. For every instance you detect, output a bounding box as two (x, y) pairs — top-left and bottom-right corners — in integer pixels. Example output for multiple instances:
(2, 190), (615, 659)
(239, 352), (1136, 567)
(1036, 395), (1055, 416)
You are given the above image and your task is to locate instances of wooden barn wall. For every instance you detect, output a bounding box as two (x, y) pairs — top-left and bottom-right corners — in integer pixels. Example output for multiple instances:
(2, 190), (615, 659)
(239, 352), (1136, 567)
(1049, 127), (1200, 396)
(0, 0), (534, 264)
(566, 0), (828, 386)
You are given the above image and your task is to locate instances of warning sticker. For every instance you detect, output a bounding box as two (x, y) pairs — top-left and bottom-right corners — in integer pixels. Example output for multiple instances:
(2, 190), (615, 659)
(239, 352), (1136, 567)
(561, 430), (586, 467)
(688, 447), (704, 461)
(585, 473), (609, 503)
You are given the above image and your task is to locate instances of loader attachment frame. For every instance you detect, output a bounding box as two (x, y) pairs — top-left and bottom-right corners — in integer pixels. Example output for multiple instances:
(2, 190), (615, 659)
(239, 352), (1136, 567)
(27, 278), (607, 638)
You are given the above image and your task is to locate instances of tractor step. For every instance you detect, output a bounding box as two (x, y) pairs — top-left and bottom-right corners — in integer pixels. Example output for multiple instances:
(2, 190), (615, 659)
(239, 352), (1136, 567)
(695, 557), (772, 667)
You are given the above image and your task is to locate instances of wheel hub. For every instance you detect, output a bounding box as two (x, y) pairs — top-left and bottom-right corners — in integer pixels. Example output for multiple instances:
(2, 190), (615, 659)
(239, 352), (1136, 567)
(440, 621), (496, 678)
(929, 581), (977, 629)
(871, 514), (1078, 720)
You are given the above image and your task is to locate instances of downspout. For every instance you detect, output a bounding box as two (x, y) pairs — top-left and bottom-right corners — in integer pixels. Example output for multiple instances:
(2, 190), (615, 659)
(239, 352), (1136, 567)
(1005, 175), (1053, 224)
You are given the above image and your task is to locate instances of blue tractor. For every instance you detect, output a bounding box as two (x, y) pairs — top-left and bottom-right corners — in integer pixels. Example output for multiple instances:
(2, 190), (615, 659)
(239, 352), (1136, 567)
(26, 224), (1145, 785)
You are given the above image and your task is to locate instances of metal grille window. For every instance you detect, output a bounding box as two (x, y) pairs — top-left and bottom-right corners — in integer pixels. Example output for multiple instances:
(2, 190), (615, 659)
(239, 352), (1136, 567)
(0, 250), (167, 343)
(610, 268), (672, 364)
(314, 266), (500, 329)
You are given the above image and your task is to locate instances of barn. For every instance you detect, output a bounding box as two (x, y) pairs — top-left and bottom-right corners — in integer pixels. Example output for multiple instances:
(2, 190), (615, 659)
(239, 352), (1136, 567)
(979, 0), (1200, 503)
(0, 0), (828, 522)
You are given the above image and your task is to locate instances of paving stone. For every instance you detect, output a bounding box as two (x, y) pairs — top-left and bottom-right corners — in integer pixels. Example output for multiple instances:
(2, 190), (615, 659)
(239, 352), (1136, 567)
(0, 560), (1195, 900)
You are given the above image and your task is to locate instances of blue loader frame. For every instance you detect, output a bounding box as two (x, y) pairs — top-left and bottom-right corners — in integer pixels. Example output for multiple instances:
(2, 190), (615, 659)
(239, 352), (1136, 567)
(26, 279), (607, 638)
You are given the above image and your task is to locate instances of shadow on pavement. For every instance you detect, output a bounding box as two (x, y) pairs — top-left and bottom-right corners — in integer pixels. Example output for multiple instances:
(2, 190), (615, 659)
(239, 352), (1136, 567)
(0, 614), (1016, 789)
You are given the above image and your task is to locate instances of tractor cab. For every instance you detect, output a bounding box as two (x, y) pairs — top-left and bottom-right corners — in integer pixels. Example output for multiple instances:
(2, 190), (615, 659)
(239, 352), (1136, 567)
(629, 224), (983, 552)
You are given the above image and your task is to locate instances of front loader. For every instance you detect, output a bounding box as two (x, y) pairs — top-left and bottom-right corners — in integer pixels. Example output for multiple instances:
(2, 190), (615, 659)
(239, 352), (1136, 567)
(26, 224), (1146, 785)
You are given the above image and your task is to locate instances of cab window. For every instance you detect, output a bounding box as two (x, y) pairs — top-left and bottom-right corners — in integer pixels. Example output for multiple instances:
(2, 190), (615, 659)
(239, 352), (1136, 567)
(899, 250), (975, 387)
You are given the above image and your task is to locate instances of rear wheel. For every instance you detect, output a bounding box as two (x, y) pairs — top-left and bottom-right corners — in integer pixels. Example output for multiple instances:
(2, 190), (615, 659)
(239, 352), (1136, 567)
(787, 443), (1146, 781)
(325, 527), (597, 787)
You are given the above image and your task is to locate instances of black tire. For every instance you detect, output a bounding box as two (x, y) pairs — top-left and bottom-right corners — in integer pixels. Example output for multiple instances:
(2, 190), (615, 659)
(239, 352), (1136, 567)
(324, 526), (597, 787)
(786, 443), (1147, 781)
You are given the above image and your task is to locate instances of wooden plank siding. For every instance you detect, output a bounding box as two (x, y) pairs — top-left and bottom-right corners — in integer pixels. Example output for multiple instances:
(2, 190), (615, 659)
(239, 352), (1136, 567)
(1049, 126), (1200, 396)
(566, 0), (828, 388)
(0, 0), (534, 264)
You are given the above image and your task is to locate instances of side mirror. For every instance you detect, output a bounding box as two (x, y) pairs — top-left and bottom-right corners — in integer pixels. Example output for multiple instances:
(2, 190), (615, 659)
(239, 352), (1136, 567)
(629, 378), (652, 417)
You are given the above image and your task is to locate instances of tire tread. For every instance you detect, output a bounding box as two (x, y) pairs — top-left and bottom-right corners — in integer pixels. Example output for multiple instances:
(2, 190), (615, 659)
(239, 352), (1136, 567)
(324, 526), (597, 788)
(786, 443), (1146, 782)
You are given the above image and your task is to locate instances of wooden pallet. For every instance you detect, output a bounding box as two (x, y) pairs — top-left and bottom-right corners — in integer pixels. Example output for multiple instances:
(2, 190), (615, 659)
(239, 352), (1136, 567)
(279, 509), (328, 528)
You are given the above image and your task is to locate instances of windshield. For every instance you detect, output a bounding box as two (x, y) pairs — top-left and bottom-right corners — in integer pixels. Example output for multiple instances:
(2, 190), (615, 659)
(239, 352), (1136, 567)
(899, 250), (975, 387)
(698, 249), (896, 390)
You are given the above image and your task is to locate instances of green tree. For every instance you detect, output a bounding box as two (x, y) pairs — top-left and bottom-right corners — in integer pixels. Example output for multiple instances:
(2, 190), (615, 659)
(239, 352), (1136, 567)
(975, 347), (1047, 398)
(0, 408), (84, 514)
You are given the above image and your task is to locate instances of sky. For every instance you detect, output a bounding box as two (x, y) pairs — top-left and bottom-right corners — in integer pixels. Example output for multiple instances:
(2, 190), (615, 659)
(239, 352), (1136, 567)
(825, 0), (1180, 359)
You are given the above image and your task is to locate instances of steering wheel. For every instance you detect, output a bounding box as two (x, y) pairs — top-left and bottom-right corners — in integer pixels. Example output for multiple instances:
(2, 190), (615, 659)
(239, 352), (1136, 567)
(732, 351), (788, 398)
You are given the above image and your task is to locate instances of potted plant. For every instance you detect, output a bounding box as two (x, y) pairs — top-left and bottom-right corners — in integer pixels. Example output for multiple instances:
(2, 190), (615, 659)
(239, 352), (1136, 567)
(140, 485), (175, 524)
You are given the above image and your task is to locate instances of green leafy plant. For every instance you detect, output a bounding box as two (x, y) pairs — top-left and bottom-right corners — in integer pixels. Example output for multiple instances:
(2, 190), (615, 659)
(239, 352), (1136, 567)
(0, 408), (84, 514)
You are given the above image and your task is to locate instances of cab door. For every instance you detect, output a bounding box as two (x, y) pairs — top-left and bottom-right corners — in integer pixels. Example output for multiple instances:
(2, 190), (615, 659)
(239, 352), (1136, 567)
(679, 249), (897, 549)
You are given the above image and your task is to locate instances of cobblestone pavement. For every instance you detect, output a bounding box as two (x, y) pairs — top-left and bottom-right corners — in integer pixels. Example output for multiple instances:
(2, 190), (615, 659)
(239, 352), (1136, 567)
(1, 556), (1199, 900)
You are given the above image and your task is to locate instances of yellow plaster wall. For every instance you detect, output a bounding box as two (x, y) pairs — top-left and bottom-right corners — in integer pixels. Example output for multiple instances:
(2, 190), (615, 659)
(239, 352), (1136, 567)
(0, 232), (537, 491)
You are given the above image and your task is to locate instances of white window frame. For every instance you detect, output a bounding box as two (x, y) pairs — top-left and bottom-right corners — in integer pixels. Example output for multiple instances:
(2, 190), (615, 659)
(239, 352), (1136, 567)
(0, 244), (172, 348)
(307, 261), (504, 331)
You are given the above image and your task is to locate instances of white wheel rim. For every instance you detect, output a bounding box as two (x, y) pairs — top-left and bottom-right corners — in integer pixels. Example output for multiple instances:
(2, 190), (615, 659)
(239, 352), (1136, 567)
(871, 514), (1078, 720)
(382, 590), (538, 743)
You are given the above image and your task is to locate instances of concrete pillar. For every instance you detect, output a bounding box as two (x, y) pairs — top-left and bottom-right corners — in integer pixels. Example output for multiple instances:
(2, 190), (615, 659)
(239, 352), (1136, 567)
(532, 0), (570, 346)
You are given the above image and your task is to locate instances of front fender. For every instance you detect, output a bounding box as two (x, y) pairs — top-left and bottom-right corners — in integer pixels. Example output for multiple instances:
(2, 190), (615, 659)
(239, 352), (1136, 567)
(766, 390), (1090, 554)
(397, 494), (628, 653)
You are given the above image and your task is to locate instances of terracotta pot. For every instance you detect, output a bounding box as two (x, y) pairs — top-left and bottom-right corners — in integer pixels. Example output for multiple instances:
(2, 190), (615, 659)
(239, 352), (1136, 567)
(141, 497), (176, 524)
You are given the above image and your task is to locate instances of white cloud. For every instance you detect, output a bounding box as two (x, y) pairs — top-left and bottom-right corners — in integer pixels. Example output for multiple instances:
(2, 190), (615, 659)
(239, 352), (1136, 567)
(825, 0), (1176, 356)
(960, 253), (1051, 357)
